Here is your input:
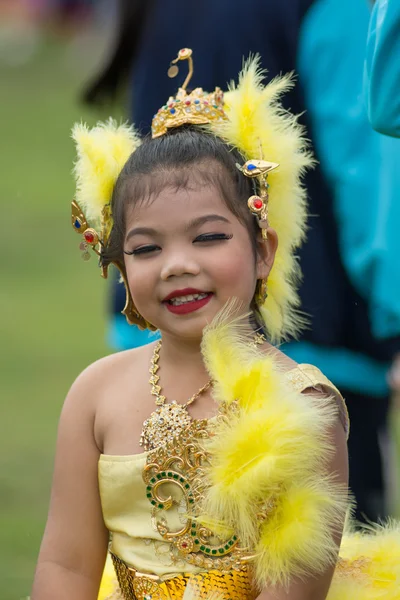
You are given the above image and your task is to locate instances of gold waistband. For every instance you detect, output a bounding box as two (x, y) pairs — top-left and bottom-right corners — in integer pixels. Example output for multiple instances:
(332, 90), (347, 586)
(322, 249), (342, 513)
(111, 552), (258, 600)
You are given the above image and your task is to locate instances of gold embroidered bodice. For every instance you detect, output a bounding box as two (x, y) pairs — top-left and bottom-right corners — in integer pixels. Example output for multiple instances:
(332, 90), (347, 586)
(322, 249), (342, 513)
(98, 363), (349, 585)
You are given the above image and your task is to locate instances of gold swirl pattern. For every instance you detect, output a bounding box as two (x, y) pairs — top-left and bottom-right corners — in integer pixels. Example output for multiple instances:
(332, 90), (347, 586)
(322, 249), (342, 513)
(142, 420), (249, 570)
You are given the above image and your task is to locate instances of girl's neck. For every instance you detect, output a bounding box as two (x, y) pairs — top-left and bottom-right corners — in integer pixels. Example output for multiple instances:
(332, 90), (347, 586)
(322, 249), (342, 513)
(157, 332), (208, 375)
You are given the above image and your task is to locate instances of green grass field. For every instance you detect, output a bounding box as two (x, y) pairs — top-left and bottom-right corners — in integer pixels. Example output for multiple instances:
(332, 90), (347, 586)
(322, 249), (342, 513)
(0, 38), (111, 599)
(2, 35), (400, 600)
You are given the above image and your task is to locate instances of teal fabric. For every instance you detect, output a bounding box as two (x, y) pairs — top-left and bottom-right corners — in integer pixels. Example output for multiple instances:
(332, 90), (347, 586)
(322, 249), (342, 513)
(295, 0), (400, 342)
(365, 0), (400, 138)
(108, 315), (160, 351)
(283, 341), (390, 397)
(286, 0), (399, 394)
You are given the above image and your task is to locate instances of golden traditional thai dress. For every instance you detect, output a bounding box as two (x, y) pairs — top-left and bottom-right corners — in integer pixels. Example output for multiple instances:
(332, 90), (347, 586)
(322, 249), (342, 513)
(97, 363), (358, 600)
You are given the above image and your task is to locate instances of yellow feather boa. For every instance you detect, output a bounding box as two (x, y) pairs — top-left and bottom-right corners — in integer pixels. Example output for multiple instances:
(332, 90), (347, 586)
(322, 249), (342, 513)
(198, 313), (348, 588)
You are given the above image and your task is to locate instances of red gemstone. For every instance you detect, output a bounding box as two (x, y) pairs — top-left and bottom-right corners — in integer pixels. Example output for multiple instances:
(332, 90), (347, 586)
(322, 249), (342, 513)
(185, 100), (191, 105)
(84, 231), (95, 243)
(182, 542), (188, 548)
(253, 199), (263, 210)
(204, 100), (209, 105)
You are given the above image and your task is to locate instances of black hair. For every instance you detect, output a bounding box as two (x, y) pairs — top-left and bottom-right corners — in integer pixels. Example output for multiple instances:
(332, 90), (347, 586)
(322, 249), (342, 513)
(103, 126), (259, 267)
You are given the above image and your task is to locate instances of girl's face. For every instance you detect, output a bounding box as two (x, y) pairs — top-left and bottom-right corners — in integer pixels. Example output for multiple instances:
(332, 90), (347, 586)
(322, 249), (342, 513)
(123, 176), (277, 341)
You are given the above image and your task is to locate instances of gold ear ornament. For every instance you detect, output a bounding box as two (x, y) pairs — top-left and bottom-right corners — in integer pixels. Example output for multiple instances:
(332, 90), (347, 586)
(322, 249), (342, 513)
(255, 278), (268, 306)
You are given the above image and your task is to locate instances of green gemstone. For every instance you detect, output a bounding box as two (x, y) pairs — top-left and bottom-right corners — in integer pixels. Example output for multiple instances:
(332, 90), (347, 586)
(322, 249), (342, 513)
(200, 545), (205, 551)
(150, 478), (156, 484)
(195, 539), (199, 544)
(191, 531), (195, 536)
(146, 486), (151, 491)
(228, 540), (233, 546)
(167, 472), (173, 477)
(151, 500), (156, 506)
(156, 474), (162, 479)
(185, 484), (190, 489)
(225, 544), (229, 550)
(173, 474), (179, 479)
(146, 493), (152, 498)
(205, 548), (210, 553)
(179, 477), (184, 483)
(161, 471), (166, 476)
(212, 549), (217, 555)
(233, 535), (237, 541)
(158, 503), (164, 509)
(218, 548), (224, 554)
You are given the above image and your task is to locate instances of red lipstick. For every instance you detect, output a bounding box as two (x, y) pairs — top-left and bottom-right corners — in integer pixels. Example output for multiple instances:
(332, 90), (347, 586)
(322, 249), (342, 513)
(162, 288), (213, 315)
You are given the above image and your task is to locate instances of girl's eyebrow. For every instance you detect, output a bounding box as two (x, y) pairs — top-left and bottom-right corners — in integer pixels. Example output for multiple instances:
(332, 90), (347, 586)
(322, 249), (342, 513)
(125, 214), (231, 242)
(185, 214), (231, 230)
(125, 226), (158, 242)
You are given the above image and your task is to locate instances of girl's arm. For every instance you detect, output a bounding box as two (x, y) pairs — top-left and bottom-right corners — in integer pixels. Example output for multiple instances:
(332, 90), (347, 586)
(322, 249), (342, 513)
(31, 366), (109, 600)
(256, 414), (349, 600)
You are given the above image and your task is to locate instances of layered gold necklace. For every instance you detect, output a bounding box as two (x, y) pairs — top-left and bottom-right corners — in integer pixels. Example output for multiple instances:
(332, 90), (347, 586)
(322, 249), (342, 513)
(140, 340), (212, 451)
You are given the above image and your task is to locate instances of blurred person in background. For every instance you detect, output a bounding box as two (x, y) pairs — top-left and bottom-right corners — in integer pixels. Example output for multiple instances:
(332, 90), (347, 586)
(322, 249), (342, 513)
(84, 0), (400, 523)
(365, 0), (400, 138)
(364, 0), (400, 427)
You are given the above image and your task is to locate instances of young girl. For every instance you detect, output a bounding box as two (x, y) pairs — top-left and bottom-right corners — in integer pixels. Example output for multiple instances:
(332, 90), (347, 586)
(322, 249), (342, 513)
(31, 50), (399, 600)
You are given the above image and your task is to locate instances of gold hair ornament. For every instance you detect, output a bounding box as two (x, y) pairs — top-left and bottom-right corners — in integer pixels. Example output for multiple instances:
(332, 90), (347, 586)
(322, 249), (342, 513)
(151, 48), (227, 138)
(237, 159), (279, 240)
(237, 159), (279, 307)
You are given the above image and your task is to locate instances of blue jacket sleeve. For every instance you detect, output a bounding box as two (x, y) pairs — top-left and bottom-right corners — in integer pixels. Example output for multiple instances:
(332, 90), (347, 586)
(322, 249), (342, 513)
(365, 0), (400, 137)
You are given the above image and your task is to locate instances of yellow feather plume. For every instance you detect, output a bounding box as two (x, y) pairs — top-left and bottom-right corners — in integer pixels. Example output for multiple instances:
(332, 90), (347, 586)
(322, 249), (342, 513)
(199, 314), (348, 587)
(328, 522), (400, 600)
(255, 477), (346, 586)
(211, 58), (314, 343)
(72, 118), (140, 225)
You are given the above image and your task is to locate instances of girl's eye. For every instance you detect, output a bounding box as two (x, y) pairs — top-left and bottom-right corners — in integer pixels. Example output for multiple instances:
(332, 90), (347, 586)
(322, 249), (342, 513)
(124, 245), (160, 256)
(194, 233), (233, 243)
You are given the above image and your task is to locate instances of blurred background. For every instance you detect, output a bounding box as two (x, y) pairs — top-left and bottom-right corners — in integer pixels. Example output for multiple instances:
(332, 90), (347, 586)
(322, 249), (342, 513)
(0, 2), (115, 598)
(1, 1), (400, 599)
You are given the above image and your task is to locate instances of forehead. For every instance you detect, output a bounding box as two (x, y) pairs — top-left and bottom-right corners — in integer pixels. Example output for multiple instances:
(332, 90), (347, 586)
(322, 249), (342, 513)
(125, 178), (234, 230)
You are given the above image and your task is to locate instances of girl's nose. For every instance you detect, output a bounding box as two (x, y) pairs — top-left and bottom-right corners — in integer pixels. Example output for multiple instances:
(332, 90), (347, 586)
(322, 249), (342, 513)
(160, 252), (201, 281)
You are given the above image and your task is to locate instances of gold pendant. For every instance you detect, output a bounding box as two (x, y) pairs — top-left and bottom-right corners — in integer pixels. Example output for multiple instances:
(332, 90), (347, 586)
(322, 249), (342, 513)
(140, 401), (192, 451)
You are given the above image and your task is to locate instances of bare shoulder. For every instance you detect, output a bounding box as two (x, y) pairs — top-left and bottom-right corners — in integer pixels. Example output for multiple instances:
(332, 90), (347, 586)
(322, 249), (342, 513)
(64, 343), (156, 416)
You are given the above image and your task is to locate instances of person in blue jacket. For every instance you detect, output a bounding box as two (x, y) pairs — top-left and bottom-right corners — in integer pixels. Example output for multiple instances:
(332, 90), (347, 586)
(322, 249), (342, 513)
(365, 0), (400, 138)
(84, 0), (400, 523)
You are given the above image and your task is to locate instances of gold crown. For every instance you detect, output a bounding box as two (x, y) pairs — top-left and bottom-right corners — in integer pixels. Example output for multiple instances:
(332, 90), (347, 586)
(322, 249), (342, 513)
(151, 48), (227, 138)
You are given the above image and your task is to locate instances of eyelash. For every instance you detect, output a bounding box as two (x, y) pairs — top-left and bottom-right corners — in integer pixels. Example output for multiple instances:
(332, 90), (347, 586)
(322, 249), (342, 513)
(124, 233), (233, 256)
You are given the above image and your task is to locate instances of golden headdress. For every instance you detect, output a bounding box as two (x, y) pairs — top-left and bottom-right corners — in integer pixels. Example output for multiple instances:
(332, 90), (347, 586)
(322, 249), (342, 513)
(71, 49), (313, 342)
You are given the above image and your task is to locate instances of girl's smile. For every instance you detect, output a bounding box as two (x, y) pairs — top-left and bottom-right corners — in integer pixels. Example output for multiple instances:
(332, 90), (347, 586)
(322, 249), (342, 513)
(163, 287), (213, 314)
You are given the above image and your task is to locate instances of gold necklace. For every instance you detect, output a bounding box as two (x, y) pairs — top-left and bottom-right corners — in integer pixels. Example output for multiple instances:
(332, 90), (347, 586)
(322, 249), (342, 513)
(140, 340), (212, 451)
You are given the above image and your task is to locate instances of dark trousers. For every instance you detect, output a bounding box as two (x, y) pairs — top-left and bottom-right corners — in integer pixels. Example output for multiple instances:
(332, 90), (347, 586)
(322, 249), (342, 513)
(344, 389), (390, 523)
